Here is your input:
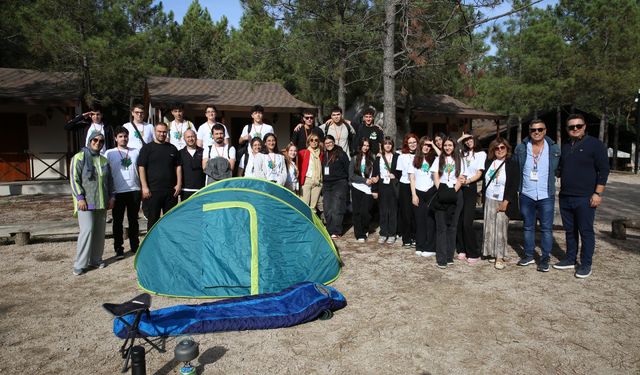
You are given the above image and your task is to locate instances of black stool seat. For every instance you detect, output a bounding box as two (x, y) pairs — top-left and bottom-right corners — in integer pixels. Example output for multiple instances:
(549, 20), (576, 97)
(103, 293), (151, 318)
(104, 293), (164, 372)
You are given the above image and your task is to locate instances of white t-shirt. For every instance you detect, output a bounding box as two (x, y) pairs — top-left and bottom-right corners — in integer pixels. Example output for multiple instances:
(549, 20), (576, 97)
(321, 123), (352, 157)
(169, 120), (196, 150)
(432, 156), (458, 188)
(461, 151), (487, 178)
(285, 161), (299, 191)
(396, 153), (414, 184)
(485, 159), (507, 201)
(240, 152), (266, 178)
(123, 122), (154, 150)
(105, 147), (140, 193)
(409, 159), (435, 192)
(377, 154), (395, 181)
(197, 122), (230, 148)
(85, 123), (107, 154)
(204, 143), (236, 161)
(240, 123), (274, 141)
(262, 153), (287, 185)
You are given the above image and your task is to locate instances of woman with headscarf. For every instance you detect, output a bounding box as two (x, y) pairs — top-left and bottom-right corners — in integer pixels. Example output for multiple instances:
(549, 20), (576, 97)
(69, 131), (114, 276)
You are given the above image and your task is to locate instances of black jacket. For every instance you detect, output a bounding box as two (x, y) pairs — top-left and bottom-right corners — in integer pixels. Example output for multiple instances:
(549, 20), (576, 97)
(65, 114), (115, 150)
(372, 153), (400, 193)
(482, 156), (520, 217)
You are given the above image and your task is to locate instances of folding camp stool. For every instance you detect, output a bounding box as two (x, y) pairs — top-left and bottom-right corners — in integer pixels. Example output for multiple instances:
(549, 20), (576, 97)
(103, 293), (165, 373)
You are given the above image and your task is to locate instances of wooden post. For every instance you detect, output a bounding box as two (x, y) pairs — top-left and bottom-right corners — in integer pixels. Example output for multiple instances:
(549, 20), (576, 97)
(12, 231), (30, 246)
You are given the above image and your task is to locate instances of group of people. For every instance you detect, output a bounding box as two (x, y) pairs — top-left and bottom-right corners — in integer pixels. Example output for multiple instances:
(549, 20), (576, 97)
(67, 102), (609, 280)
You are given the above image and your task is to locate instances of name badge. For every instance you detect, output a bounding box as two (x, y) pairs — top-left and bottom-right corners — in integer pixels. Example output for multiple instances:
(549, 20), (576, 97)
(383, 177), (390, 184)
(530, 170), (538, 181)
(324, 166), (330, 175)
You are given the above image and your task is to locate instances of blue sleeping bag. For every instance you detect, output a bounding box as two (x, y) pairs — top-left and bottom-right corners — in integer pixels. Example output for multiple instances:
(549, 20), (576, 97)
(113, 282), (347, 338)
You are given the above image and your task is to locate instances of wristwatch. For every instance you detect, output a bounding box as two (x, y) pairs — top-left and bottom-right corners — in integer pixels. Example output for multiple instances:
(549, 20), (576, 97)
(593, 192), (601, 196)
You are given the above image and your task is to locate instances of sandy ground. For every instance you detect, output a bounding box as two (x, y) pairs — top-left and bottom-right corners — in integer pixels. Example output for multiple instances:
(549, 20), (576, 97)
(0, 173), (639, 374)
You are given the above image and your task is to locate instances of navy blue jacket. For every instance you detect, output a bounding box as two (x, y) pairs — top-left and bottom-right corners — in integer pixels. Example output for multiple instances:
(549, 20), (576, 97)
(559, 135), (609, 197)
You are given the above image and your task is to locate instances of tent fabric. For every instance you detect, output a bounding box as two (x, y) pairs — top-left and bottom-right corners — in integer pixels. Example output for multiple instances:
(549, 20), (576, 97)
(135, 178), (342, 298)
(113, 282), (347, 338)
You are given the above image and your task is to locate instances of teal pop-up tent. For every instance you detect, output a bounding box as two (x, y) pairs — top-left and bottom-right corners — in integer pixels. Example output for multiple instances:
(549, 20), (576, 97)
(135, 178), (342, 298)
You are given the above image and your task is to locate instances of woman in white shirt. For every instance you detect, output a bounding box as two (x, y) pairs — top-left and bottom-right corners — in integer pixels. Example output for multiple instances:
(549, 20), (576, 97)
(396, 133), (419, 247)
(349, 138), (378, 242)
(456, 133), (487, 264)
(432, 137), (464, 269)
(239, 137), (266, 178)
(409, 136), (438, 257)
(282, 142), (299, 193)
(373, 137), (401, 244)
(482, 139), (519, 270)
(261, 134), (287, 185)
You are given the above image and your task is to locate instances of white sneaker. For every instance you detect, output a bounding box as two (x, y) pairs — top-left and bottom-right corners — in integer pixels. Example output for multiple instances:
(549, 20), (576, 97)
(386, 237), (396, 244)
(357, 238), (366, 243)
(415, 251), (422, 256)
(378, 236), (387, 244)
(420, 251), (436, 257)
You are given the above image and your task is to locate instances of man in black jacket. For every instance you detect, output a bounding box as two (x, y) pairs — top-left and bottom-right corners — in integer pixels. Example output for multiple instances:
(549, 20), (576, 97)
(65, 104), (114, 153)
(179, 129), (205, 201)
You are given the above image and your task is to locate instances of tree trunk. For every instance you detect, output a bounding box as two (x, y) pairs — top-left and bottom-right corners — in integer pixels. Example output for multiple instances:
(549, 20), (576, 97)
(517, 115), (523, 144)
(382, 0), (398, 145)
(401, 93), (412, 145)
(599, 106), (606, 142)
(338, 55), (346, 111)
(612, 105), (620, 170)
(556, 106), (562, 143)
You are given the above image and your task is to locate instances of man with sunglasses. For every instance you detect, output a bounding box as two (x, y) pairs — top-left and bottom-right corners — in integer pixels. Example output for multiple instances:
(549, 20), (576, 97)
(291, 109), (324, 152)
(514, 119), (561, 272)
(554, 114), (609, 278)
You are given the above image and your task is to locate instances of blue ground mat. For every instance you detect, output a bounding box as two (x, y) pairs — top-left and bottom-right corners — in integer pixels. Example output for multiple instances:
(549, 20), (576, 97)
(113, 282), (347, 338)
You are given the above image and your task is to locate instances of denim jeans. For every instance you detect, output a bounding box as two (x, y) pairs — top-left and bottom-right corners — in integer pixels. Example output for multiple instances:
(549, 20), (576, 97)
(559, 195), (596, 267)
(520, 194), (554, 262)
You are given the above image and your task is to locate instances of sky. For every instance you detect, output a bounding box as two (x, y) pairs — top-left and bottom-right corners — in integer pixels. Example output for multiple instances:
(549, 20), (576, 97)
(158, 0), (558, 54)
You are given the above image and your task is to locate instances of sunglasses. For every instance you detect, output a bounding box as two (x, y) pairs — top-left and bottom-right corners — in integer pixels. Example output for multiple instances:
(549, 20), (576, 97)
(495, 145), (507, 151)
(530, 127), (545, 133)
(309, 139), (319, 142)
(91, 138), (105, 144)
(567, 124), (585, 131)
(304, 116), (314, 120)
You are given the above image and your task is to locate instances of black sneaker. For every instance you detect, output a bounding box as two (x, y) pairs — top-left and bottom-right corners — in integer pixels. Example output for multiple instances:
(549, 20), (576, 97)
(517, 257), (535, 266)
(435, 263), (447, 269)
(537, 261), (550, 272)
(575, 265), (592, 279)
(402, 242), (412, 248)
(553, 259), (575, 270)
(115, 252), (125, 260)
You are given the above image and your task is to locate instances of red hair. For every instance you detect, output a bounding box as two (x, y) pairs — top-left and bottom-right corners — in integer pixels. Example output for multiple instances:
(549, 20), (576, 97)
(401, 133), (419, 154)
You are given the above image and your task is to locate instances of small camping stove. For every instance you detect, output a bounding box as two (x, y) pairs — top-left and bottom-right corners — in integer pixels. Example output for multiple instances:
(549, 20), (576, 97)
(174, 336), (199, 375)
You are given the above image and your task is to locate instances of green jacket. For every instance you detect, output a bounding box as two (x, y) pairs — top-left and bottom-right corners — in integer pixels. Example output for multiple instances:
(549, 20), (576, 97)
(69, 151), (114, 215)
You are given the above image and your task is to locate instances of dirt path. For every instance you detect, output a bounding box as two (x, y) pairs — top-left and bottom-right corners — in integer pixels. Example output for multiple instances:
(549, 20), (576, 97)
(0, 174), (639, 374)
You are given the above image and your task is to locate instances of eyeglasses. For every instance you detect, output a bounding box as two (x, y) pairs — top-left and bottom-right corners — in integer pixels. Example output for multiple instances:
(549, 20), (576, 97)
(91, 138), (104, 144)
(530, 127), (546, 133)
(407, 141), (417, 145)
(422, 143), (431, 147)
(309, 139), (319, 143)
(567, 124), (585, 131)
(304, 116), (314, 120)
(495, 145), (507, 151)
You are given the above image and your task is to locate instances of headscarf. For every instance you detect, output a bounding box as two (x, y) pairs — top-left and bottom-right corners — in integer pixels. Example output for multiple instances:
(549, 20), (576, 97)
(307, 146), (322, 185)
(83, 131), (104, 180)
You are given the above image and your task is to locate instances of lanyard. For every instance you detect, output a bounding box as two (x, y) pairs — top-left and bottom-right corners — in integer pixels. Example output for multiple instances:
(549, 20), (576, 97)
(532, 143), (544, 170)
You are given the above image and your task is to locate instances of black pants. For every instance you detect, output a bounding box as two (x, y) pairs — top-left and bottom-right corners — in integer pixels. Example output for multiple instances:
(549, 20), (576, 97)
(351, 187), (373, 239)
(180, 190), (197, 201)
(142, 190), (178, 231)
(413, 187), (437, 253)
(112, 190), (141, 253)
(323, 179), (348, 236)
(456, 182), (480, 258)
(378, 183), (398, 237)
(398, 182), (415, 244)
(435, 191), (463, 266)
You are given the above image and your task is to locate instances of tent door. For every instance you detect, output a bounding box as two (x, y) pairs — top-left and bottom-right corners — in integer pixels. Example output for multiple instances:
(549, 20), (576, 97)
(202, 202), (259, 295)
